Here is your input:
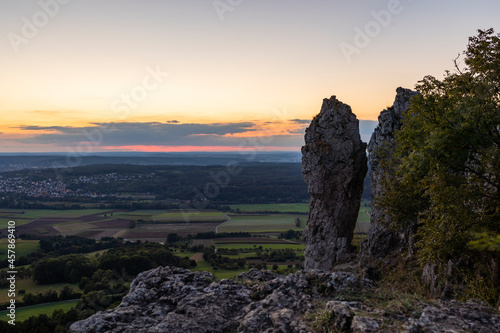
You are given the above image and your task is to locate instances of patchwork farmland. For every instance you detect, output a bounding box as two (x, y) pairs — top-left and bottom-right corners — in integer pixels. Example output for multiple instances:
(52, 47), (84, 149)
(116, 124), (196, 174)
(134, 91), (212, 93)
(0, 201), (370, 244)
(0, 202), (372, 323)
(0, 209), (230, 242)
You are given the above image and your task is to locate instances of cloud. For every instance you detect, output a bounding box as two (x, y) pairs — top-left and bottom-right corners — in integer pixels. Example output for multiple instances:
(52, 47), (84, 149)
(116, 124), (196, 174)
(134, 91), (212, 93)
(5, 119), (379, 151)
(288, 128), (307, 134)
(15, 126), (84, 134)
(289, 119), (311, 124)
(3, 120), (380, 152)
(15, 122), (265, 147)
(19, 122), (256, 135)
(166, 120), (179, 124)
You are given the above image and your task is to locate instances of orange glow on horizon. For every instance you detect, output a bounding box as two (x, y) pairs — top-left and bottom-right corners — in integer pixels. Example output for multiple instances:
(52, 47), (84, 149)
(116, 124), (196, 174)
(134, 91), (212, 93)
(101, 145), (301, 152)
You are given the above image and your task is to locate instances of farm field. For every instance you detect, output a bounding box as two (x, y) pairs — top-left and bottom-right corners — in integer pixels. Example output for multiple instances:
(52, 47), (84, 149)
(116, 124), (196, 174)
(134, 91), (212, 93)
(0, 209), (229, 241)
(124, 222), (220, 241)
(357, 200), (371, 219)
(152, 210), (227, 222)
(0, 202), (369, 274)
(220, 201), (370, 234)
(355, 199), (371, 232)
(0, 201), (370, 241)
(0, 217), (36, 228)
(114, 210), (227, 223)
(215, 243), (305, 251)
(214, 237), (300, 244)
(0, 299), (78, 322)
(217, 214), (307, 233)
(0, 209), (122, 238)
(229, 203), (309, 213)
(3, 209), (109, 220)
(0, 239), (39, 261)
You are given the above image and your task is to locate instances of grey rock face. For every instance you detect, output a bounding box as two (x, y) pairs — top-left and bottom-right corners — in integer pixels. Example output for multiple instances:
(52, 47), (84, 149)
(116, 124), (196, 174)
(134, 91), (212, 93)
(401, 300), (500, 333)
(324, 301), (360, 331)
(350, 315), (381, 332)
(70, 267), (251, 333)
(302, 96), (367, 271)
(325, 299), (499, 333)
(70, 266), (499, 333)
(360, 87), (418, 265)
(70, 267), (367, 333)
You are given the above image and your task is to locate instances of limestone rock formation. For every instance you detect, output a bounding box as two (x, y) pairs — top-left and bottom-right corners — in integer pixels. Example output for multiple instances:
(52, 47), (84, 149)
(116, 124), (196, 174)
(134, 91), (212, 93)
(324, 299), (499, 333)
(69, 266), (371, 333)
(69, 266), (500, 333)
(360, 87), (418, 266)
(302, 96), (367, 271)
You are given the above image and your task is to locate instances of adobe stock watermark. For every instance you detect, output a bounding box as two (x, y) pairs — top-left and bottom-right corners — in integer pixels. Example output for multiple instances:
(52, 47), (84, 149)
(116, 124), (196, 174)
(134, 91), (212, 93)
(6, 220), (17, 326)
(7, 0), (73, 54)
(110, 65), (169, 120)
(51, 65), (168, 177)
(340, 0), (411, 63)
(213, 0), (243, 21)
(181, 106), (289, 224)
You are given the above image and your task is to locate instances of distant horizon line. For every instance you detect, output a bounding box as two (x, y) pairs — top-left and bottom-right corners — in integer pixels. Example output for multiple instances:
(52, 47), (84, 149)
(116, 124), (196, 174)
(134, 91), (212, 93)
(0, 150), (303, 155)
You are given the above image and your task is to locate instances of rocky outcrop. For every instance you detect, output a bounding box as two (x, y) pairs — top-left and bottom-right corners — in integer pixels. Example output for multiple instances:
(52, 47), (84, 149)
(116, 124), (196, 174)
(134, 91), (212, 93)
(324, 299), (500, 332)
(360, 87), (418, 266)
(302, 96), (367, 271)
(70, 266), (500, 333)
(69, 266), (372, 333)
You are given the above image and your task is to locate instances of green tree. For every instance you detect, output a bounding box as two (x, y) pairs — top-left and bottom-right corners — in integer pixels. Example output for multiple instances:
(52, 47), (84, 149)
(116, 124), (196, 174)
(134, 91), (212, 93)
(32, 258), (65, 284)
(22, 292), (37, 306)
(60, 284), (80, 300)
(166, 233), (180, 244)
(64, 255), (96, 283)
(381, 29), (499, 303)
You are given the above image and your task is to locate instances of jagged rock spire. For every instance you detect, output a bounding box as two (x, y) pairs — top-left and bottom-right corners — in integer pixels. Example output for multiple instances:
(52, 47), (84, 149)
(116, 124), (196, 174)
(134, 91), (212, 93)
(360, 87), (419, 265)
(302, 96), (367, 271)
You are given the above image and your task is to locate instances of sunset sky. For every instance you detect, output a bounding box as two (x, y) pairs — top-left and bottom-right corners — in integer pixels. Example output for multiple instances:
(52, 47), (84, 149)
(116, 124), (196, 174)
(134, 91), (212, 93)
(1, 0), (499, 153)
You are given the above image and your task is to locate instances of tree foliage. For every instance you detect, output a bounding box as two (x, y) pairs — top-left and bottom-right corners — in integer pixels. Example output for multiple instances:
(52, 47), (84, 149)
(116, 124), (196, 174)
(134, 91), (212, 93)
(380, 29), (499, 302)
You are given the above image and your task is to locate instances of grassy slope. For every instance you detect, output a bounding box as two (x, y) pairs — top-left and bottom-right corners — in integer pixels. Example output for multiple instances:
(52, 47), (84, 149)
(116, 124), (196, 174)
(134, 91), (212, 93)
(191, 260), (248, 280)
(0, 299), (78, 322)
(0, 239), (39, 261)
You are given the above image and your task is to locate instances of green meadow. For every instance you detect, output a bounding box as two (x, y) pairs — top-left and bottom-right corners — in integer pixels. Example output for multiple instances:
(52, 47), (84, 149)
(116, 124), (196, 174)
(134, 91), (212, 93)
(0, 239), (39, 261)
(229, 203), (309, 213)
(0, 279), (81, 304)
(215, 243), (305, 251)
(218, 214), (307, 233)
(0, 299), (78, 322)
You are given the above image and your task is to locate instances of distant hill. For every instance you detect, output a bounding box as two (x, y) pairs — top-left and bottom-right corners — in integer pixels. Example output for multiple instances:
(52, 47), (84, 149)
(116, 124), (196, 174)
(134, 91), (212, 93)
(0, 152), (302, 172)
